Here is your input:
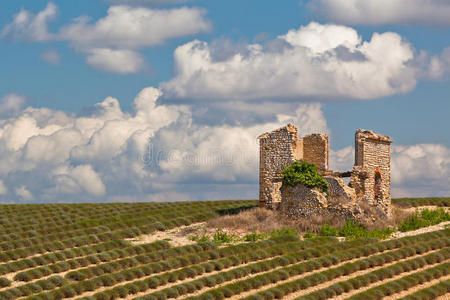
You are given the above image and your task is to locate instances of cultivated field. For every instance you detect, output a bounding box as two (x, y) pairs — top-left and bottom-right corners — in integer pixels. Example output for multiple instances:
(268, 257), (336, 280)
(0, 198), (448, 300)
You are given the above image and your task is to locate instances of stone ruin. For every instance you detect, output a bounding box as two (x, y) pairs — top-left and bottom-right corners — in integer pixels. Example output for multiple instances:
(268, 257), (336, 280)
(258, 124), (392, 221)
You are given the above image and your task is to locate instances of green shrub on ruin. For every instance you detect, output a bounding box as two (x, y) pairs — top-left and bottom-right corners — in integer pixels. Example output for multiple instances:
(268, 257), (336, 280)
(281, 160), (328, 194)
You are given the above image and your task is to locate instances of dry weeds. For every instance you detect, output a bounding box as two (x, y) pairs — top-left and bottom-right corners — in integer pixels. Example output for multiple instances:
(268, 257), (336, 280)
(206, 204), (424, 235)
(207, 207), (346, 234)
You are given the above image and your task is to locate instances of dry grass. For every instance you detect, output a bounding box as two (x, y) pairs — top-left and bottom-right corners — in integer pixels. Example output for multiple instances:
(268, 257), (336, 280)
(207, 204), (416, 235)
(207, 207), (346, 234)
(207, 208), (284, 233)
(356, 203), (414, 230)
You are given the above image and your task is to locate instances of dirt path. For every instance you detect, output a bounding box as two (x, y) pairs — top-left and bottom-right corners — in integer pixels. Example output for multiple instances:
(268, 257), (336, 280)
(232, 246), (438, 300)
(66, 253), (286, 300)
(234, 248), (444, 300)
(0, 238), (132, 281)
(1, 240), (170, 291)
(402, 206), (450, 214)
(329, 259), (450, 300)
(179, 251), (370, 300)
(126, 253), (290, 300)
(286, 255), (449, 300)
(435, 293), (450, 300)
(391, 221), (450, 239)
(125, 222), (207, 247)
(230, 256), (365, 300)
(383, 274), (450, 300)
(1, 270), (73, 291)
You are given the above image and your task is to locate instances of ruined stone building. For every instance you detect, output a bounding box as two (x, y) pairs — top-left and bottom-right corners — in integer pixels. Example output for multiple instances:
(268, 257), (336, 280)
(258, 124), (392, 219)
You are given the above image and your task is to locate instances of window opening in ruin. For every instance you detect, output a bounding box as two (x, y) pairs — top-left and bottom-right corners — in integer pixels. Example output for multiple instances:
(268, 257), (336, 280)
(374, 168), (382, 201)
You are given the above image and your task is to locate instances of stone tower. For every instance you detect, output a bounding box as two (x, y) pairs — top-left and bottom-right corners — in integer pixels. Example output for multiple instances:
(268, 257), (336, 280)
(350, 129), (392, 216)
(258, 124), (329, 209)
(258, 124), (392, 219)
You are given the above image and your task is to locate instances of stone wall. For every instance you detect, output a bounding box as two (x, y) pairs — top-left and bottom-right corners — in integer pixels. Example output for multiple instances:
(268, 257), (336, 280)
(258, 124), (392, 219)
(258, 124), (299, 208)
(258, 124), (330, 209)
(351, 129), (392, 216)
(278, 184), (327, 218)
(279, 178), (362, 220)
(303, 134), (329, 172)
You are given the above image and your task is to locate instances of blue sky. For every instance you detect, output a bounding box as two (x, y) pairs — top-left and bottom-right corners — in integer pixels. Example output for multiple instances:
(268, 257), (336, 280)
(0, 0), (448, 202)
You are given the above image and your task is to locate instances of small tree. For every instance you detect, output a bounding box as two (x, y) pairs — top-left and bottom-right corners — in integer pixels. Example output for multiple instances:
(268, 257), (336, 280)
(281, 160), (328, 194)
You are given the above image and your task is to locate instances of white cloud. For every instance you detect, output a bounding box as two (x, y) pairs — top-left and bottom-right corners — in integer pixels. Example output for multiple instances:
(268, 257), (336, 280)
(108, 0), (191, 6)
(0, 180), (7, 195)
(0, 87), (329, 202)
(161, 22), (417, 101)
(330, 146), (354, 171)
(68, 165), (106, 196)
(14, 185), (34, 201)
(1, 3), (211, 74)
(0, 87), (447, 202)
(0, 2), (57, 41)
(277, 103), (329, 135)
(420, 47), (450, 80)
(0, 94), (26, 118)
(85, 48), (144, 73)
(59, 5), (211, 49)
(282, 23), (360, 53)
(391, 144), (450, 195)
(307, 0), (450, 27)
(41, 49), (60, 65)
(330, 143), (450, 197)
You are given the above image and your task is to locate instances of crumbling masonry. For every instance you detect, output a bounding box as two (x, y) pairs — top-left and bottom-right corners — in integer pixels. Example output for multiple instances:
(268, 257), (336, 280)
(258, 124), (392, 218)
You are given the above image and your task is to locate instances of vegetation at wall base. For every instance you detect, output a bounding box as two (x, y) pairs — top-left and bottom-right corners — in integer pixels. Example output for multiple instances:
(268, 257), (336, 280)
(398, 208), (450, 232)
(319, 220), (394, 239)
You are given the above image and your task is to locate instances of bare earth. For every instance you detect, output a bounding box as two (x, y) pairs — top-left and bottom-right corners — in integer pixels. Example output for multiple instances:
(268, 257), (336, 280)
(125, 222), (207, 247)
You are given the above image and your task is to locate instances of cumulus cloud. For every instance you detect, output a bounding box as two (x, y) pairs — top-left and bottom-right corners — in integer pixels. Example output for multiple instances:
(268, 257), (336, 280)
(331, 144), (450, 197)
(161, 22), (417, 101)
(391, 144), (450, 196)
(417, 47), (450, 80)
(0, 87), (330, 202)
(1, 3), (211, 74)
(307, 0), (450, 27)
(108, 0), (190, 5)
(85, 48), (145, 73)
(330, 146), (354, 171)
(0, 2), (57, 41)
(0, 94), (27, 118)
(14, 185), (34, 201)
(41, 49), (60, 65)
(59, 6), (211, 49)
(68, 165), (106, 196)
(0, 180), (7, 195)
(0, 87), (448, 202)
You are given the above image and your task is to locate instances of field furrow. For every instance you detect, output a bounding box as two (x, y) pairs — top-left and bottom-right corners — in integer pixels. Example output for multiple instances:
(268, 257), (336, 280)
(126, 238), (376, 300)
(19, 237), (310, 299)
(399, 279), (450, 300)
(0, 199), (449, 300)
(296, 256), (449, 299)
(180, 231), (450, 300)
(384, 273), (450, 300)
(243, 248), (449, 300)
(343, 262), (450, 300)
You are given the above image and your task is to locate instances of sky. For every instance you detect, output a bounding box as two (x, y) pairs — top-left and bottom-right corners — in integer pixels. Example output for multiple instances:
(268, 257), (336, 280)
(0, 0), (448, 203)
